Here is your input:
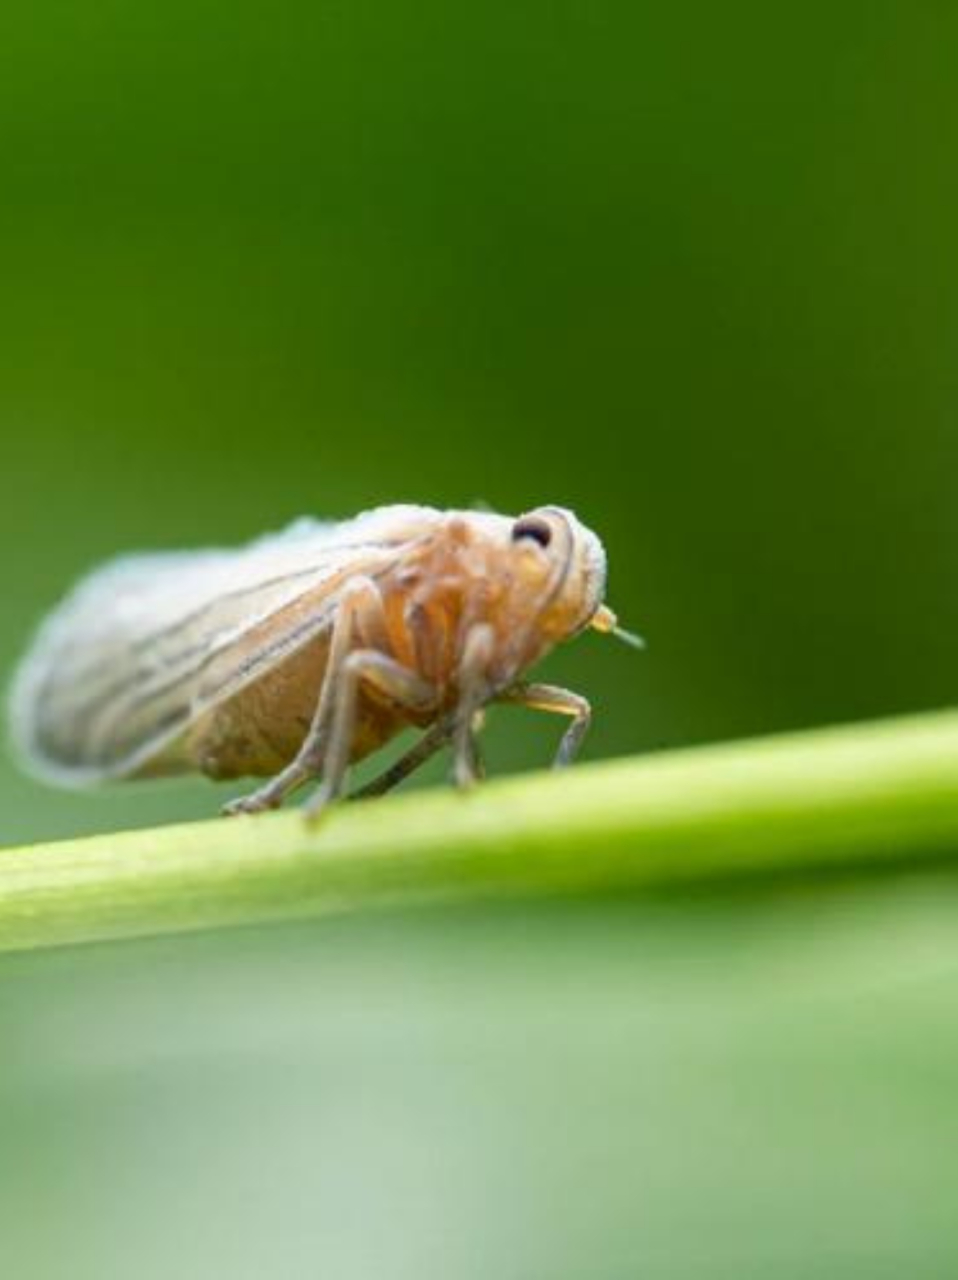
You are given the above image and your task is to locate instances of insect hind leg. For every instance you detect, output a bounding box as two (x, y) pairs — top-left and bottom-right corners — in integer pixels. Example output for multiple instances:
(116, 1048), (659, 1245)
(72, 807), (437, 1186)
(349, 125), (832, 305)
(349, 715), (454, 800)
(221, 757), (313, 816)
(223, 574), (391, 818)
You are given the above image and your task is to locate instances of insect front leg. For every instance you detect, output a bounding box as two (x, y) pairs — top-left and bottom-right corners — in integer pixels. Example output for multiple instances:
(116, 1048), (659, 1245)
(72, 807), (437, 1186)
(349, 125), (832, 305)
(452, 623), (495, 788)
(496, 682), (592, 767)
(223, 575), (390, 817)
(303, 652), (437, 821)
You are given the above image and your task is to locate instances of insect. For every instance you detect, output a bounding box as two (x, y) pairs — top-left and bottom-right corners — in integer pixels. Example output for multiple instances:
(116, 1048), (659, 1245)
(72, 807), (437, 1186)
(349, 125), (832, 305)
(9, 504), (640, 819)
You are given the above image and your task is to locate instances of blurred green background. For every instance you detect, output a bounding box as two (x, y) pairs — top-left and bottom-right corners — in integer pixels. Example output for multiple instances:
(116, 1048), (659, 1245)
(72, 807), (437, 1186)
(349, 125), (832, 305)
(3, 3), (958, 1277)
(7, 876), (958, 1280)
(4, 0), (957, 842)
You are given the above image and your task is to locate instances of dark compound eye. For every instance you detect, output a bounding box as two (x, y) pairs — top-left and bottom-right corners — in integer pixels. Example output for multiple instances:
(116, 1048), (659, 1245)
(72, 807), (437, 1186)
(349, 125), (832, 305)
(511, 516), (552, 548)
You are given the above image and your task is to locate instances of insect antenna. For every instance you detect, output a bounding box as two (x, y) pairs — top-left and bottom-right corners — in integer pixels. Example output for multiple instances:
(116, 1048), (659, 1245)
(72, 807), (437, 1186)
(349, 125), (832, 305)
(611, 624), (646, 650)
(590, 605), (646, 650)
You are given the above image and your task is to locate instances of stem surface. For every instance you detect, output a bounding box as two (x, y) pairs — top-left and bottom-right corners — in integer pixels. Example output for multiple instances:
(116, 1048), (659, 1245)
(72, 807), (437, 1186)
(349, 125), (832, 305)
(3, 709), (958, 954)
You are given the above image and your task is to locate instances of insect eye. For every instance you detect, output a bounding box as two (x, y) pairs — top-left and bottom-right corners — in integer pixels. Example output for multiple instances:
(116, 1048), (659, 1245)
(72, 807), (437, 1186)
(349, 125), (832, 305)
(512, 516), (552, 549)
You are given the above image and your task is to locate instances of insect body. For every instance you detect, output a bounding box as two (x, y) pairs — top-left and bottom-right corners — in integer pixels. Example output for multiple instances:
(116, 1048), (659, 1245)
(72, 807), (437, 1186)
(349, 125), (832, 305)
(10, 504), (633, 818)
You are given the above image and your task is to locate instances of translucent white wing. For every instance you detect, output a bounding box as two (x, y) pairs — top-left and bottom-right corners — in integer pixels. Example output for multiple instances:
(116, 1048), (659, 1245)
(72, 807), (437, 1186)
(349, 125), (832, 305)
(10, 505), (441, 783)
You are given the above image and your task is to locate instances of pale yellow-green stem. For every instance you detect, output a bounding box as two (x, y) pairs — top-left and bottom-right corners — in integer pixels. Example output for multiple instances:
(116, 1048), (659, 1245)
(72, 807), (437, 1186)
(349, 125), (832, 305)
(2, 709), (958, 955)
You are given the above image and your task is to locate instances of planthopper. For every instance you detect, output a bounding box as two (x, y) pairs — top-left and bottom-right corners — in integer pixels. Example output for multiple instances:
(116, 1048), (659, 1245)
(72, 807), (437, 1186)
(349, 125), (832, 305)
(9, 504), (641, 820)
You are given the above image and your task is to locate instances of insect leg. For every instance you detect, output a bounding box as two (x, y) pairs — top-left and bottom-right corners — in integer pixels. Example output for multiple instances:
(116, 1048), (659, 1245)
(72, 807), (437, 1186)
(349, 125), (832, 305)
(496, 682), (592, 767)
(452, 624), (495, 787)
(221, 758), (310, 815)
(349, 714), (455, 799)
(464, 709), (487, 781)
(223, 575), (390, 816)
(304, 651), (437, 821)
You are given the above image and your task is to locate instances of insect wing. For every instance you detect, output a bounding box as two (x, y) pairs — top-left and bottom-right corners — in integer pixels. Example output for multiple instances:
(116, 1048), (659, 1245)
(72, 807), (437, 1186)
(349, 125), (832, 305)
(10, 507), (440, 782)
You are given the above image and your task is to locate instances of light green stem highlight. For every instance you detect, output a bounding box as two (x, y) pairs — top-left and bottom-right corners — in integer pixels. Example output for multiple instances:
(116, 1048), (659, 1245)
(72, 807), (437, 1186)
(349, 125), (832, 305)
(3, 709), (958, 955)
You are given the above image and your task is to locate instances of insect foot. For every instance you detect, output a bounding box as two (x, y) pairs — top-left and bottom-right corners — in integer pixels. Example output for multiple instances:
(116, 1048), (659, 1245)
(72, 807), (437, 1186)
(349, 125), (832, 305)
(221, 793), (283, 817)
(301, 781), (336, 826)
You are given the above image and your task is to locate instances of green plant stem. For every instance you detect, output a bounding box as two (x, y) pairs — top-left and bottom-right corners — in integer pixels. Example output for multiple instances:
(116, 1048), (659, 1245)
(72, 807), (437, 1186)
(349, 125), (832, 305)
(3, 709), (958, 955)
